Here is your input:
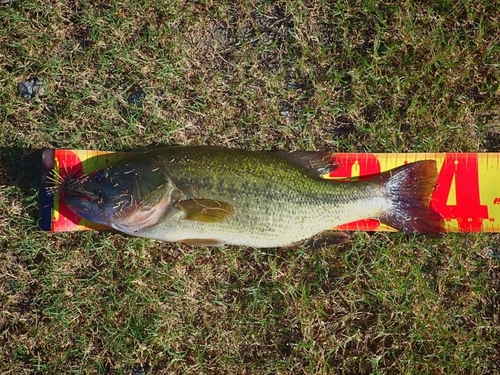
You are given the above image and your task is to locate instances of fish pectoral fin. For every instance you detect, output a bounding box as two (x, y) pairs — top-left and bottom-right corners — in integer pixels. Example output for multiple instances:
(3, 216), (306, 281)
(275, 151), (338, 178)
(304, 231), (351, 248)
(180, 238), (226, 247)
(176, 198), (233, 222)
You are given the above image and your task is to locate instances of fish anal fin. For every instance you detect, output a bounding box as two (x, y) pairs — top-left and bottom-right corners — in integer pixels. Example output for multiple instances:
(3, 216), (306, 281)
(302, 231), (351, 248)
(181, 238), (225, 247)
(177, 198), (233, 222)
(276, 151), (338, 177)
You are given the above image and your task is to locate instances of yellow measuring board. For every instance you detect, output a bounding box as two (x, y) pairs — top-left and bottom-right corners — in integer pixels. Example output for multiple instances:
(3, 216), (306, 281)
(39, 149), (500, 233)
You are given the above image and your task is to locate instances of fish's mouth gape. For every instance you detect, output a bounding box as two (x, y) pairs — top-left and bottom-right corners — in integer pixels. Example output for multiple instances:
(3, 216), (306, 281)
(69, 191), (99, 203)
(67, 186), (101, 202)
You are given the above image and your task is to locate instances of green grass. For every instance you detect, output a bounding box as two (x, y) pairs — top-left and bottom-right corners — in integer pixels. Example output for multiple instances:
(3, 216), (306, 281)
(1, 0), (500, 373)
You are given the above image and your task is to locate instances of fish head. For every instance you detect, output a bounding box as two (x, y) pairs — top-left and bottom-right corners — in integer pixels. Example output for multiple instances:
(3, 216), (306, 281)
(64, 163), (179, 231)
(63, 166), (138, 226)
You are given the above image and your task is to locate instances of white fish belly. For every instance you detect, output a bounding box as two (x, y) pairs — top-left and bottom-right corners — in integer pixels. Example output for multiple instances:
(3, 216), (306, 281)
(125, 196), (391, 247)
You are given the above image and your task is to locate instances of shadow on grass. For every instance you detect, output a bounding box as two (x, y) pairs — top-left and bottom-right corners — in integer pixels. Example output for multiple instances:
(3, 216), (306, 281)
(0, 146), (41, 196)
(484, 132), (500, 152)
(0, 146), (44, 223)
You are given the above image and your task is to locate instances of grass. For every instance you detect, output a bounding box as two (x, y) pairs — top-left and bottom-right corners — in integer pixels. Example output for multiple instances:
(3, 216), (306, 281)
(1, 0), (500, 373)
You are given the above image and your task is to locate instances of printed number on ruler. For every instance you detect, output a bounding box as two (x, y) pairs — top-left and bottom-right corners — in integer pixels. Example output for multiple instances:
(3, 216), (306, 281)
(433, 154), (489, 232)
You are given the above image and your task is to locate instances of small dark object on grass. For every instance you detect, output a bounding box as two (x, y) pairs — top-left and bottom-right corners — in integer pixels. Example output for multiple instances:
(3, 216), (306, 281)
(18, 78), (46, 99)
(484, 247), (500, 260)
(127, 88), (144, 107)
(132, 364), (145, 375)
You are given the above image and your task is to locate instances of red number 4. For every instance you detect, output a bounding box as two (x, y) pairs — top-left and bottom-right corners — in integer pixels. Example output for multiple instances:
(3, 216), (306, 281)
(432, 154), (488, 231)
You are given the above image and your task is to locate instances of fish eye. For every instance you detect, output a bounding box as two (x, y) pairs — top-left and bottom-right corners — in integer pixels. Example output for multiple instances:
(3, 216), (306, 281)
(94, 170), (106, 183)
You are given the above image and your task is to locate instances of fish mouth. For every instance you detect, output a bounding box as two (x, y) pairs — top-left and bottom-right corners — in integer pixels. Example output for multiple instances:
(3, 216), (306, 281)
(66, 187), (101, 202)
(59, 172), (110, 220)
(66, 191), (99, 204)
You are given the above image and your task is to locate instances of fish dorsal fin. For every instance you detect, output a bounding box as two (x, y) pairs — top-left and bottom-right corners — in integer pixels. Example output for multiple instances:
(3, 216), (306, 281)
(275, 151), (338, 178)
(176, 198), (233, 222)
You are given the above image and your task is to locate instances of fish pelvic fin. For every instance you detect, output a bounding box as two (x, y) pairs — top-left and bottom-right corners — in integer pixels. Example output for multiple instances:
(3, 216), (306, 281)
(377, 160), (444, 235)
(305, 231), (351, 247)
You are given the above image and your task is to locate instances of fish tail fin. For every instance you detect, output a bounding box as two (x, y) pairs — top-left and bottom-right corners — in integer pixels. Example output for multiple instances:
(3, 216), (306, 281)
(378, 160), (444, 235)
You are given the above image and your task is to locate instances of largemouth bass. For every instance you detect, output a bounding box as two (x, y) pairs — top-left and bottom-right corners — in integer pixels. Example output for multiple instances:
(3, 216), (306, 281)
(61, 146), (444, 247)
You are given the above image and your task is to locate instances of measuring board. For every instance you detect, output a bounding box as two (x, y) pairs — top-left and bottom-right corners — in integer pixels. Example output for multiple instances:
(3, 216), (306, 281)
(39, 149), (500, 233)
